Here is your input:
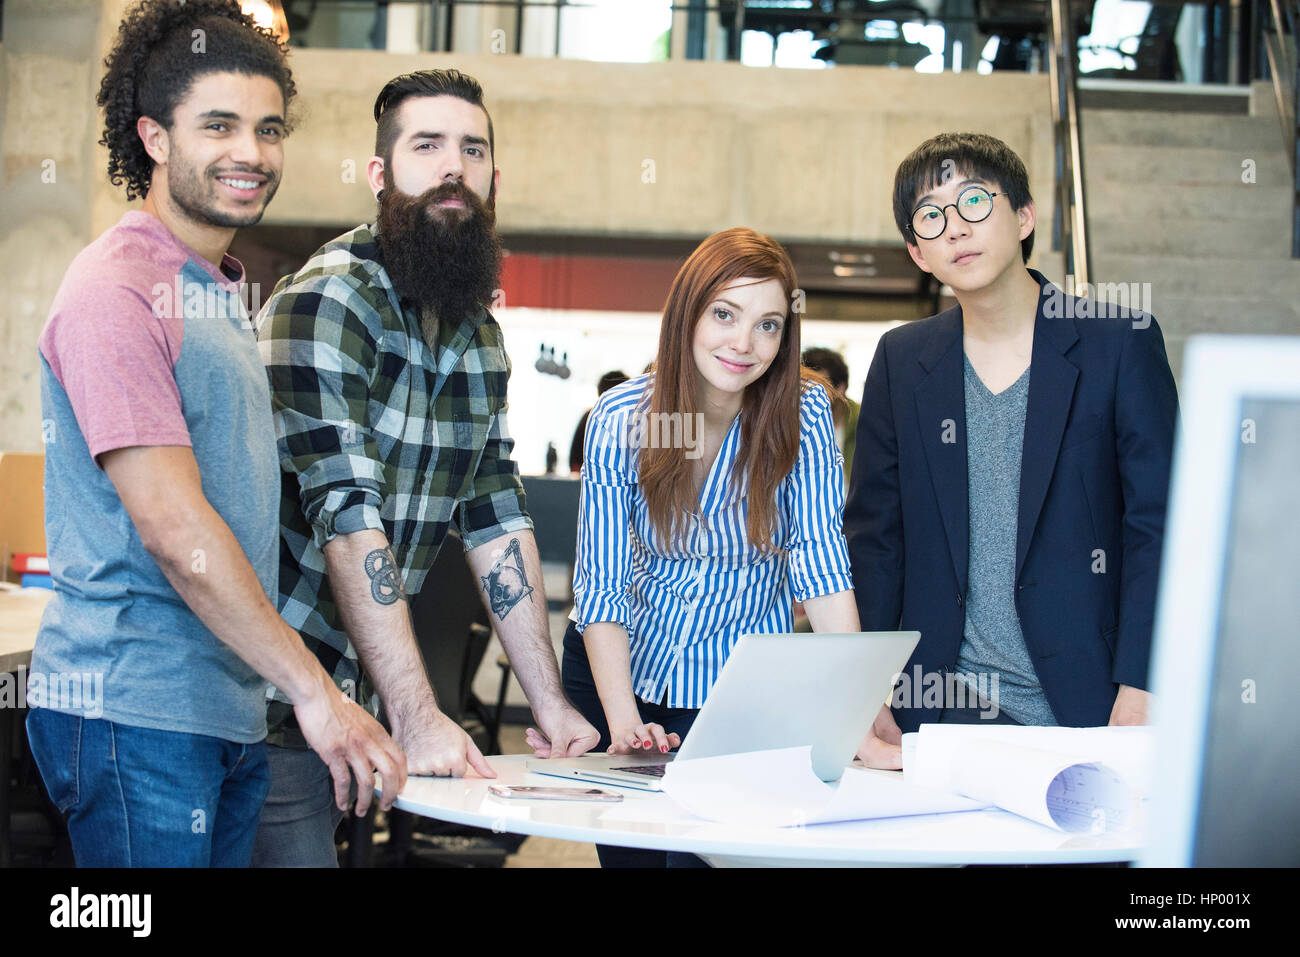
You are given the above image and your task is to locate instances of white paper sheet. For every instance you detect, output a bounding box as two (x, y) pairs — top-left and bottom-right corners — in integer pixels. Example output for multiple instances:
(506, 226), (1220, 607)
(906, 724), (1152, 796)
(660, 746), (987, 828)
(659, 726), (1148, 833)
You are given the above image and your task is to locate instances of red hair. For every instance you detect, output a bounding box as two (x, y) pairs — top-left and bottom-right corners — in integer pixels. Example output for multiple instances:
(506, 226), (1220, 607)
(640, 227), (828, 551)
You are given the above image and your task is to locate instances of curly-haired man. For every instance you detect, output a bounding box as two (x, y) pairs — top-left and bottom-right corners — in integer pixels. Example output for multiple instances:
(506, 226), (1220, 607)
(27, 0), (405, 868)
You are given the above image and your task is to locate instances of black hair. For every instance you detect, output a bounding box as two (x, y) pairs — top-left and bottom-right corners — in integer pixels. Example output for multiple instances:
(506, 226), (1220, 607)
(800, 348), (849, 393)
(373, 69), (495, 167)
(892, 132), (1034, 263)
(98, 0), (295, 201)
(597, 370), (630, 395)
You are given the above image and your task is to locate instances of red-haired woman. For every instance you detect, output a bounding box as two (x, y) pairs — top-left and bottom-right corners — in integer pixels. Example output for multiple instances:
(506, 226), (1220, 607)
(561, 228), (862, 866)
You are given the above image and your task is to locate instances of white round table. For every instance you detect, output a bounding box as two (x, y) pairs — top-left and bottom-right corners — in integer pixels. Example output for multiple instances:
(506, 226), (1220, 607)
(386, 755), (1142, 867)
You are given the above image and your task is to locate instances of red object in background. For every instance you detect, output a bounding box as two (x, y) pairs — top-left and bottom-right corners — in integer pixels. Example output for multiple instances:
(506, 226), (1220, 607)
(11, 553), (48, 574)
(500, 253), (683, 312)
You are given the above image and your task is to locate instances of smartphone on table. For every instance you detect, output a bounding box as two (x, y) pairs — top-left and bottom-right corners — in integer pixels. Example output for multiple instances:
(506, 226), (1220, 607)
(487, 785), (623, 803)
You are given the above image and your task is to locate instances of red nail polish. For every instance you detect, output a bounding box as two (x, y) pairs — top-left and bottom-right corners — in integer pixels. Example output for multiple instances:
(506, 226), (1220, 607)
(660, 745), (668, 753)
(643, 740), (652, 748)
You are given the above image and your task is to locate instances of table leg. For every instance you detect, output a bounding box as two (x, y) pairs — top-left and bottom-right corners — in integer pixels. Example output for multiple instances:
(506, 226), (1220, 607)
(0, 703), (13, 868)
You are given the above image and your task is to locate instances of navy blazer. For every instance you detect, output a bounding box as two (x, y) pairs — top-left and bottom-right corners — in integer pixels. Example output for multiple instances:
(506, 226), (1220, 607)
(844, 270), (1178, 731)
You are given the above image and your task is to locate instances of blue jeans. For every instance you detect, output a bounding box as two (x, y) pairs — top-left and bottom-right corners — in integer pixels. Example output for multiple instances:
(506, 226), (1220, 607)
(249, 743), (346, 867)
(26, 708), (269, 867)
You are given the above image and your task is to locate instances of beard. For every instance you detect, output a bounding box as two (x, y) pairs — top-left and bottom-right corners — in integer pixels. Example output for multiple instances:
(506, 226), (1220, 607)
(375, 180), (503, 343)
(167, 141), (279, 230)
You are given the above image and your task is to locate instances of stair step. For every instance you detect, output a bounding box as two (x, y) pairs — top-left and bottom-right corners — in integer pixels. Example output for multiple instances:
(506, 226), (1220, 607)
(1086, 183), (1292, 223)
(1082, 143), (1295, 189)
(1142, 297), (1300, 336)
(1082, 110), (1281, 149)
(1089, 218), (1294, 259)
(1092, 255), (1300, 300)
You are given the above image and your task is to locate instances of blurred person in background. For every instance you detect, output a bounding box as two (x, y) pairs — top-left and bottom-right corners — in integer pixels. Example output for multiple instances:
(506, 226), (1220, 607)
(570, 370), (631, 473)
(802, 346), (859, 485)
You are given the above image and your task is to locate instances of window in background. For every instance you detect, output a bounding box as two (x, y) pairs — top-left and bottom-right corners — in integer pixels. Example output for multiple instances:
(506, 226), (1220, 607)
(282, 0), (389, 49)
(1076, 0), (1156, 75)
(559, 0), (673, 63)
(744, 15), (946, 71)
(977, 35), (998, 74)
(741, 29), (831, 68)
(899, 20), (947, 74)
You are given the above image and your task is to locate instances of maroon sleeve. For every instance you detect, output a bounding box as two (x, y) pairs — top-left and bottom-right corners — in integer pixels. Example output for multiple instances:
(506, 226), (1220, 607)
(39, 280), (192, 465)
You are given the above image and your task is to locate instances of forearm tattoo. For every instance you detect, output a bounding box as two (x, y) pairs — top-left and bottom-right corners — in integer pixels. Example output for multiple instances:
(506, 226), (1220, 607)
(364, 547), (407, 605)
(480, 538), (535, 621)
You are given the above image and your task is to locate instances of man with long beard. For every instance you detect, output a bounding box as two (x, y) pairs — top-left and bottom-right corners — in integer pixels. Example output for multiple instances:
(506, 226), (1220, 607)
(253, 69), (598, 866)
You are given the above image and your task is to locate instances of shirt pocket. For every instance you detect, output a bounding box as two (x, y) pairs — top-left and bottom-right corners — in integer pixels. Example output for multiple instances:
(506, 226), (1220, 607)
(449, 411), (490, 500)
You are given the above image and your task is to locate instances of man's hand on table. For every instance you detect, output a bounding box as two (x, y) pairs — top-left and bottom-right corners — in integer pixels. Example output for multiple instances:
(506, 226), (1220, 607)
(395, 703), (496, 778)
(1108, 684), (1152, 726)
(855, 703), (904, 770)
(294, 679), (408, 815)
(524, 701), (601, 758)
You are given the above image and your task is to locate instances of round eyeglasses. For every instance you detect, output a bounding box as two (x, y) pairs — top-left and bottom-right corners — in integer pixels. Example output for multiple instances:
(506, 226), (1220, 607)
(909, 186), (1002, 240)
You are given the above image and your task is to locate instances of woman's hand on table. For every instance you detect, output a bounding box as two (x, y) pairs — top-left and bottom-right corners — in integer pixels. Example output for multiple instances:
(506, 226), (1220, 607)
(607, 722), (680, 755)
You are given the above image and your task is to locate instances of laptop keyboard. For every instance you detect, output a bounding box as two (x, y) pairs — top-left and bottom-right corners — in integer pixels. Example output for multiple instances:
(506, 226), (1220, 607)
(609, 763), (668, 777)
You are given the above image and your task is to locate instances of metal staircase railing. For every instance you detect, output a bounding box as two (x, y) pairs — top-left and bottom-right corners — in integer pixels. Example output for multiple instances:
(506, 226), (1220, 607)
(1046, 0), (1091, 286)
(1261, 0), (1299, 255)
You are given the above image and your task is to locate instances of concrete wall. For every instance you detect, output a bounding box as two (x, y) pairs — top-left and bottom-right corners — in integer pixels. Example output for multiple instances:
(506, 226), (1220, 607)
(1, 0), (122, 453)
(233, 50), (1056, 243)
(2, 1), (1057, 452)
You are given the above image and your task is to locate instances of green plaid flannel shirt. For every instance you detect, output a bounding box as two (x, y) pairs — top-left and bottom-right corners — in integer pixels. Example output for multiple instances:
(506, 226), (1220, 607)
(255, 223), (532, 745)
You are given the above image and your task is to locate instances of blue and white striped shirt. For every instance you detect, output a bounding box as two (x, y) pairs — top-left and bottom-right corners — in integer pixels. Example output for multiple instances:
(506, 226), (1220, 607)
(572, 374), (853, 709)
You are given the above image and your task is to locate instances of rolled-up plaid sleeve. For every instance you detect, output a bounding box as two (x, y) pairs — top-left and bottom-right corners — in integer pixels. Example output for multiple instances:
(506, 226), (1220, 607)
(256, 274), (387, 549)
(785, 383), (854, 602)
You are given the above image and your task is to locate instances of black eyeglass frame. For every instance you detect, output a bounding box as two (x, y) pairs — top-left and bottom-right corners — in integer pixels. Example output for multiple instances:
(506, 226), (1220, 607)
(908, 186), (1003, 240)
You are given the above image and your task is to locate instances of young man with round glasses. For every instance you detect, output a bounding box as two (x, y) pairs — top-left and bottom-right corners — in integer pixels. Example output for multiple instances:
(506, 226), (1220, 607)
(846, 132), (1179, 767)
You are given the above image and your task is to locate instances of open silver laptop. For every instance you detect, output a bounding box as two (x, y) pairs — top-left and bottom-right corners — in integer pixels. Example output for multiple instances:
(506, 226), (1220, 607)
(527, 630), (920, 791)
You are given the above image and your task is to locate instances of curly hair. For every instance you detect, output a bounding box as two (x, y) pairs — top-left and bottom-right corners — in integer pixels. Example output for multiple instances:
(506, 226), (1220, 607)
(98, 0), (296, 200)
